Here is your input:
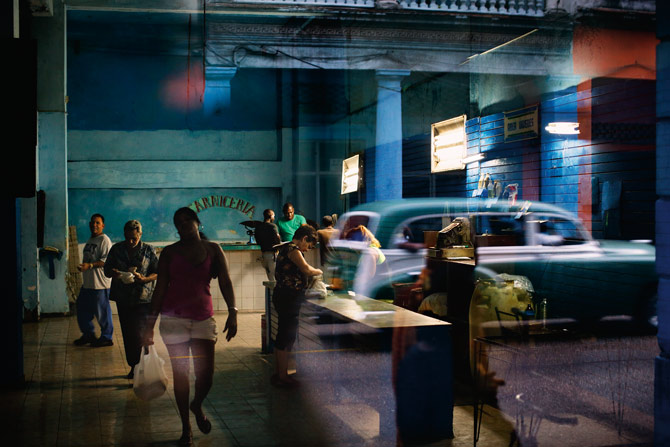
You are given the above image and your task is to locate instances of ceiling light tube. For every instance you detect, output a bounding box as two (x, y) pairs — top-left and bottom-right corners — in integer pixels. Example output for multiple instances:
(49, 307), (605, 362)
(545, 122), (579, 135)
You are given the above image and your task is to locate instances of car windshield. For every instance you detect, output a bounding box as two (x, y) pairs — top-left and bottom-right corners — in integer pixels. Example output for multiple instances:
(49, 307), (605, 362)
(474, 213), (526, 246)
(527, 214), (591, 246)
(336, 213), (377, 240)
(392, 215), (453, 247)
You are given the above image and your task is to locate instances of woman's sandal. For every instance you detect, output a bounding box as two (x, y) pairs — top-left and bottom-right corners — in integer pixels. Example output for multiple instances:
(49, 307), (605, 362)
(189, 402), (212, 434)
(178, 431), (193, 446)
(271, 373), (300, 388)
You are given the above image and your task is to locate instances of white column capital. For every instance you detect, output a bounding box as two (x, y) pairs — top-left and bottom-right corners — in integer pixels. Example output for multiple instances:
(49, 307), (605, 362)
(375, 69), (411, 82)
(204, 66), (238, 113)
(205, 66), (238, 84)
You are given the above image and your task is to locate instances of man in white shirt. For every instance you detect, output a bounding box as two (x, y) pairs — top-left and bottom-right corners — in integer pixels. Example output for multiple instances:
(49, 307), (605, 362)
(73, 213), (114, 347)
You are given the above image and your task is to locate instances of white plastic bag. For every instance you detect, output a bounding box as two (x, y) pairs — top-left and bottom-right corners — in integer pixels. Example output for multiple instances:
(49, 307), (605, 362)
(133, 345), (169, 401)
(305, 275), (328, 299)
(118, 271), (135, 284)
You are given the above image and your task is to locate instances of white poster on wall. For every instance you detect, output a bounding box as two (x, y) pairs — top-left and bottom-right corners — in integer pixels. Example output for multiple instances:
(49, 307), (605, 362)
(431, 115), (467, 173)
(341, 154), (361, 194)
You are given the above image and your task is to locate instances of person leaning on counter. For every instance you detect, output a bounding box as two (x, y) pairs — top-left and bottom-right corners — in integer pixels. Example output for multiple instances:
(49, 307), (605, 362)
(254, 208), (281, 282)
(271, 224), (322, 388)
(317, 214), (340, 266)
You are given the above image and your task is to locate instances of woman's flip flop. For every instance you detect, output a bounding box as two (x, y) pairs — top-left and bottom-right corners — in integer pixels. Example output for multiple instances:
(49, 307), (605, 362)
(189, 402), (212, 434)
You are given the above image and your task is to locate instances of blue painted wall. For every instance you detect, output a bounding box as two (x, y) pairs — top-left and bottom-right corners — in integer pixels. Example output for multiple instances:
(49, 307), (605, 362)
(67, 38), (356, 231)
(400, 80), (656, 242)
(69, 188), (279, 243)
(655, 7), (670, 443)
(542, 80), (656, 240)
(540, 88), (581, 215)
(68, 50), (281, 132)
(67, 44), (291, 238)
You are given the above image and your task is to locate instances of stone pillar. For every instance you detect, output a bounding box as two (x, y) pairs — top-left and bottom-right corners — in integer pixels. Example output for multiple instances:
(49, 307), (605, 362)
(31, 0), (69, 314)
(204, 65), (237, 115)
(368, 70), (409, 202)
(656, 3), (670, 444)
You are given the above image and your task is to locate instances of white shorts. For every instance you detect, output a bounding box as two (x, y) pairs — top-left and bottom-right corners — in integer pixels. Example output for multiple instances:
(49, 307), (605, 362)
(159, 315), (218, 345)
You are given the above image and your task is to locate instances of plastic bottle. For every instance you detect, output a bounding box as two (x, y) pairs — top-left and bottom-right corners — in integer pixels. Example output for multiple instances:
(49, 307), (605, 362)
(537, 298), (547, 328)
(523, 303), (535, 320)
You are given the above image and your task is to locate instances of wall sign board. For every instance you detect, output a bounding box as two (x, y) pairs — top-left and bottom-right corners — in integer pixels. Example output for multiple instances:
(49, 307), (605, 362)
(504, 105), (539, 142)
(431, 115), (467, 173)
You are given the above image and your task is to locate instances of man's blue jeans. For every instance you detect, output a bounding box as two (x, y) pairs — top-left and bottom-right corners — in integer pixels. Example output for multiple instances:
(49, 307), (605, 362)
(76, 288), (113, 340)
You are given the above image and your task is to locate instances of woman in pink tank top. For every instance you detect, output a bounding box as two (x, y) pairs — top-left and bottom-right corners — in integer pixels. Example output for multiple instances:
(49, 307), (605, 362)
(144, 207), (237, 446)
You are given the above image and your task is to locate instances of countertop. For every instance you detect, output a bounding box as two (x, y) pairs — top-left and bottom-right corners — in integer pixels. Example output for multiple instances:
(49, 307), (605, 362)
(307, 292), (450, 329)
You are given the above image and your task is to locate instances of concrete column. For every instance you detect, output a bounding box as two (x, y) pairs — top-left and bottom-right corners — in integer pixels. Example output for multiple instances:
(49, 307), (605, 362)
(204, 66), (237, 115)
(368, 70), (409, 202)
(31, 0), (69, 314)
(20, 197), (38, 316)
(656, 3), (670, 444)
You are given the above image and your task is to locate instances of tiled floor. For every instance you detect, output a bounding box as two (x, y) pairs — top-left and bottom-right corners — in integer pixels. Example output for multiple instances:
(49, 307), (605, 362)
(5, 311), (517, 447)
(3, 311), (655, 446)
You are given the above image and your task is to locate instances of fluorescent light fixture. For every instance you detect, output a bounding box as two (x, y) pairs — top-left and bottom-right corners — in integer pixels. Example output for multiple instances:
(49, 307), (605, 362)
(545, 122), (579, 135)
(462, 153), (485, 164)
(341, 154), (361, 195)
(433, 132), (464, 148)
(431, 115), (467, 173)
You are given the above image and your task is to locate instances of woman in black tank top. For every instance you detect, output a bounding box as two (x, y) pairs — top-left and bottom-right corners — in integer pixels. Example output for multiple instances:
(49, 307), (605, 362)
(271, 224), (322, 388)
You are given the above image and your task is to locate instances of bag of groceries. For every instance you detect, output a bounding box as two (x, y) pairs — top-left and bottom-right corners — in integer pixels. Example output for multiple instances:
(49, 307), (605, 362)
(305, 275), (328, 299)
(133, 345), (169, 401)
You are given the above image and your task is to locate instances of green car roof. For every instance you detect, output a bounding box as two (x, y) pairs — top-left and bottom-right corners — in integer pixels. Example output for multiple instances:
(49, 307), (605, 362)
(345, 198), (578, 248)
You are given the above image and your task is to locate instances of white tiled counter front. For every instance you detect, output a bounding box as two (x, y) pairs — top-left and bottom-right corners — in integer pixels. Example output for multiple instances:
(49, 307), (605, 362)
(214, 244), (319, 312)
(81, 242), (319, 314)
(213, 246), (267, 311)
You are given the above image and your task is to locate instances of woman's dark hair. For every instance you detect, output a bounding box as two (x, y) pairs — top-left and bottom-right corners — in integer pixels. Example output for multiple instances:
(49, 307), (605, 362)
(293, 224), (317, 243)
(174, 207), (200, 226)
(173, 207), (208, 240)
(173, 207), (217, 276)
(322, 215), (333, 227)
(305, 218), (319, 230)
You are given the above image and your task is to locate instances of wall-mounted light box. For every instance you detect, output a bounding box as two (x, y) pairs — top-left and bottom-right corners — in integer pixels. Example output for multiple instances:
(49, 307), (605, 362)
(545, 122), (580, 135)
(431, 115), (467, 173)
(341, 154), (361, 194)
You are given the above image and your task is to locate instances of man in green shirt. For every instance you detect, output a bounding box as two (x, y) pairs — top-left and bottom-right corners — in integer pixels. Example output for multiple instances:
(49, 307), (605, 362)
(276, 202), (307, 242)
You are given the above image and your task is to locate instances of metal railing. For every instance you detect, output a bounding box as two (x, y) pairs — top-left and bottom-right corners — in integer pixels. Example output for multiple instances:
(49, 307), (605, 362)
(401, 0), (544, 16)
(234, 0), (375, 7)
(232, 0), (545, 16)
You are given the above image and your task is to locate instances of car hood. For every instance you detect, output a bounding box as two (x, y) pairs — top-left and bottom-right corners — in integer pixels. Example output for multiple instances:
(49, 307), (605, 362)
(597, 240), (656, 258)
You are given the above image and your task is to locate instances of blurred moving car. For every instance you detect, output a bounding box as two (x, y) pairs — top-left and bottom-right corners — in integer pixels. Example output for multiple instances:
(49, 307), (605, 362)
(325, 198), (657, 329)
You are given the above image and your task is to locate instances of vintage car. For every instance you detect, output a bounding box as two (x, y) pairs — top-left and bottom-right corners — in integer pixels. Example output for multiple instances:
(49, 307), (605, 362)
(325, 198), (657, 329)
